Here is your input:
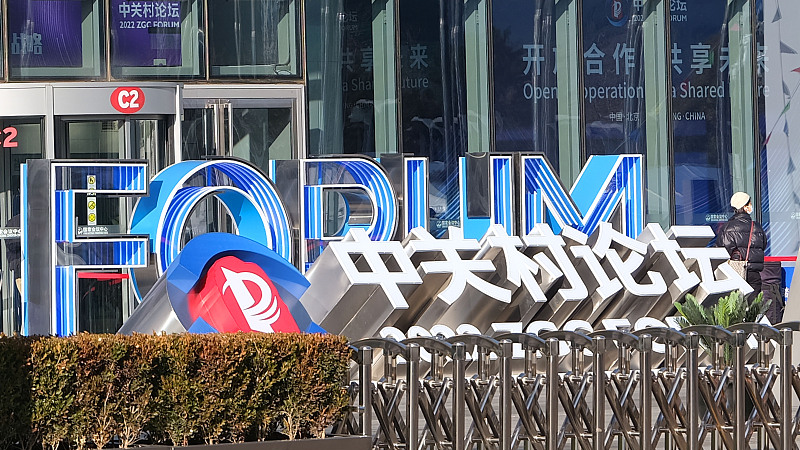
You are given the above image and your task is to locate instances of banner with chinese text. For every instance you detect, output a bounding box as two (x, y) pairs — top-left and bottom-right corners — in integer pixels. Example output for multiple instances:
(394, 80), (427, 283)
(7, 0), (83, 67)
(111, 0), (184, 67)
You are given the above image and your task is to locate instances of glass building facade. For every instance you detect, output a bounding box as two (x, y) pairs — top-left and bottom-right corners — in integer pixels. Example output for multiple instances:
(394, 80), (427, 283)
(305, 0), (789, 244)
(0, 0), (797, 334)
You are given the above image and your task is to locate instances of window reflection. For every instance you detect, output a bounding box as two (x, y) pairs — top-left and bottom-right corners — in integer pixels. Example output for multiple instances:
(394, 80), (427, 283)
(399, 0), (467, 235)
(78, 276), (124, 333)
(671, 2), (734, 226)
(582, 0), (646, 156)
(110, 0), (204, 79)
(209, 0), (300, 77)
(492, 0), (559, 168)
(7, 0), (105, 79)
(757, 1), (800, 256)
(306, 0), (379, 156)
(1, 7), (4, 78)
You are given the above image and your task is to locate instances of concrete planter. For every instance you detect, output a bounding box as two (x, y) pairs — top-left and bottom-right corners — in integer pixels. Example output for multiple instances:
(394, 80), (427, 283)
(134, 436), (371, 450)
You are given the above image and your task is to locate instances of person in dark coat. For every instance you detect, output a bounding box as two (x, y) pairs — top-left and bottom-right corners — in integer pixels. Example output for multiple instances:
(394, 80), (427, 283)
(717, 192), (767, 296)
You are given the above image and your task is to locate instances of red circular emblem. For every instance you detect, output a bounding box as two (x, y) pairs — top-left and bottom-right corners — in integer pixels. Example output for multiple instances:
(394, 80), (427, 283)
(110, 87), (145, 114)
(188, 256), (300, 333)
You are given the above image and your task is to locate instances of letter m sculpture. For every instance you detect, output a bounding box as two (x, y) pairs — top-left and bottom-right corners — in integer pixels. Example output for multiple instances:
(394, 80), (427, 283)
(521, 154), (643, 239)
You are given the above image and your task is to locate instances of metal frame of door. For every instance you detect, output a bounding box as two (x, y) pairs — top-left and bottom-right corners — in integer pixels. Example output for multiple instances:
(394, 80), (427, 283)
(180, 84), (307, 161)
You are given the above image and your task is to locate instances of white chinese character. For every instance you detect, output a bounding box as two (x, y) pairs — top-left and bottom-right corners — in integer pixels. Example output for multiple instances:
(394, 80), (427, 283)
(130, 2), (143, 18)
(719, 46), (729, 72)
(670, 0), (687, 12)
(672, 42), (683, 74)
(522, 44), (544, 75)
(758, 44), (769, 73)
(327, 228), (422, 309)
(341, 48), (355, 72)
(10, 33), (22, 55)
(169, 3), (180, 18)
(155, 3), (168, 18)
(410, 44), (429, 69)
(690, 43), (711, 74)
(633, 0), (644, 9)
(613, 43), (635, 75)
(119, 3), (131, 18)
(32, 33), (42, 55)
(143, 3), (155, 18)
(360, 47), (373, 72)
(523, 224), (588, 303)
(11, 33), (38, 55)
(407, 227), (511, 305)
(477, 225), (551, 303)
(584, 43), (606, 75)
(590, 223), (667, 300)
(637, 224), (701, 302)
(680, 246), (753, 303)
(562, 226), (623, 316)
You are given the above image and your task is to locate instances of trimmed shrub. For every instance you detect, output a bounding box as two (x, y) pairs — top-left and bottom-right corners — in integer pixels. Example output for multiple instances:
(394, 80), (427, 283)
(0, 332), (349, 449)
(31, 336), (80, 450)
(0, 335), (38, 450)
(115, 334), (158, 448)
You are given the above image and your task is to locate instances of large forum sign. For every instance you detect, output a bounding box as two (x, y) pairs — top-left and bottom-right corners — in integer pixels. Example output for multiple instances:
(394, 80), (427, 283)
(20, 154), (750, 338)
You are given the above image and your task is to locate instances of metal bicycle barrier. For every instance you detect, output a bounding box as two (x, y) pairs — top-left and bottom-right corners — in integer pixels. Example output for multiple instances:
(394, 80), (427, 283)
(335, 322), (800, 450)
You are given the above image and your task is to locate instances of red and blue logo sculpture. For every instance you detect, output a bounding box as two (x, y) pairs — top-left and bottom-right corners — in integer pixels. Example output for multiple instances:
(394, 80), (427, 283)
(188, 256), (301, 333)
(121, 232), (323, 334)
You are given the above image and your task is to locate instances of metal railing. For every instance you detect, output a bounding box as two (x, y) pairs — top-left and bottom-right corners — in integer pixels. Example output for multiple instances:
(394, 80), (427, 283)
(334, 322), (800, 450)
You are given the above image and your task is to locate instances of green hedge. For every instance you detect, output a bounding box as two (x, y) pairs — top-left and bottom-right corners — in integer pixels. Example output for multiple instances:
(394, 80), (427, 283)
(0, 333), (350, 449)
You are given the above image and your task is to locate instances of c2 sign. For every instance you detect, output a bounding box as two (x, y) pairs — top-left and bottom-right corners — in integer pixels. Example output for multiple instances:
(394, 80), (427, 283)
(111, 87), (145, 114)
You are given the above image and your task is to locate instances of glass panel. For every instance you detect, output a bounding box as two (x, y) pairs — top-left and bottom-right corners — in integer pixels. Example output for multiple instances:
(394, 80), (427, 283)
(306, 0), (400, 158)
(321, 189), (373, 237)
(759, 1), (800, 256)
(179, 106), (242, 246)
(110, 0), (204, 79)
(64, 120), (125, 158)
(131, 119), (170, 180)
(209, 0), (300, 78)
(671, 3), (737, 227)
(231, 107), (293, 166)
(641, 0), (672, 228)
(307, 0), (376, 156)
(491, 0), (559, 163)
(7, 0), (105, 80)
(581, 0), (674, 227)
(0, 118), (44, 334)
(180, 196), (227, 244)
(181, 105), (293, 166)
(582, 0), (646, 157)
(77, 276), (124, 333)
(399, 0), (467, 236)
(464, 0), (490, 154)
(181, 107), (216, 159)
(1, 7), (5, 79)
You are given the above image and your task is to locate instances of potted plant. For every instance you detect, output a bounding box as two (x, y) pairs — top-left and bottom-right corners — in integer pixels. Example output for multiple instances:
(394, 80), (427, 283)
(674, 290), (771, 420)
(674, 290), (770, 363)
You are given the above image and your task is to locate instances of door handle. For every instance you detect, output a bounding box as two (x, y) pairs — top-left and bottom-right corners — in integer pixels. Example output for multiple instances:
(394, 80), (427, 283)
(225, 102), (234, 157)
